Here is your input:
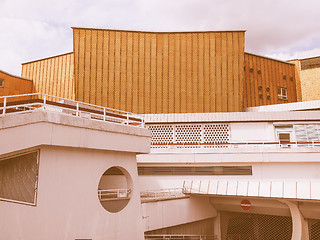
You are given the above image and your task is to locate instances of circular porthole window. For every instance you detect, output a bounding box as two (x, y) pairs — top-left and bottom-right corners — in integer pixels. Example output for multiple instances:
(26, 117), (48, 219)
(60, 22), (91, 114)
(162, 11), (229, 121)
(97, 166), (132, 213)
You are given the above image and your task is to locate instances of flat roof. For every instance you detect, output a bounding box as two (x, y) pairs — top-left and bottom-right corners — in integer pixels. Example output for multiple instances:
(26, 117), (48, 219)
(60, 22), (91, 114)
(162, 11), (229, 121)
(143, 111), (320, 123)
(72, 27), (246, 34)
(0, 69), (32, 82)
(245, 52), (295, 65)
(21, 52), (73, 65)
(247, 100), (320, 112)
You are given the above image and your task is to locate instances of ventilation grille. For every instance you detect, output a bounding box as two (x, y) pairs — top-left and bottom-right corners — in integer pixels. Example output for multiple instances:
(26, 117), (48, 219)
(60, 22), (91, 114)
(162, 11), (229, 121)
(308, 219), (320, 240)
(0, 151), (39, 205)
(294, 125), (320, 142)
(138, 166), (252, 176)
(222, 212), (292, 240)
(148, 124), (230, 148)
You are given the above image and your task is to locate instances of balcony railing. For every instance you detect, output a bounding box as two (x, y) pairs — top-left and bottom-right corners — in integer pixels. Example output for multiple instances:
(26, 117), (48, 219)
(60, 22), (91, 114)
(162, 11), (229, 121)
(0, 93), (144, 127)
(140, 188), (187, 202)
(98, 189), (131, 201)
(144, 234), (217, 240)
(151, 141), (320, 149)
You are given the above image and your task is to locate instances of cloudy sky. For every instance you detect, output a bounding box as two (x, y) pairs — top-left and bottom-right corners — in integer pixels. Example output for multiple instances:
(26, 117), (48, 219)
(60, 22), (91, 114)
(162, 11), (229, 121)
(1, 0), (320, 76)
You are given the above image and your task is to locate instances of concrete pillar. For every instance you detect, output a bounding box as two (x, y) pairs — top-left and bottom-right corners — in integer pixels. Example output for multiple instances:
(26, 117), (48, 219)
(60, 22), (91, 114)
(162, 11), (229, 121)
(213, 212), (221, 240)
(279, 200), (309, 240)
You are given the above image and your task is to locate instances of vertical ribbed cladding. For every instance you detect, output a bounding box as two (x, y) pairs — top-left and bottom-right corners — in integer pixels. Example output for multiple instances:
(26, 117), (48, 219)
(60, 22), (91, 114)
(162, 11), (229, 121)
(243, 53), (297, 108)
(21, 52), (74, 100)
(73, 28), (246, 114)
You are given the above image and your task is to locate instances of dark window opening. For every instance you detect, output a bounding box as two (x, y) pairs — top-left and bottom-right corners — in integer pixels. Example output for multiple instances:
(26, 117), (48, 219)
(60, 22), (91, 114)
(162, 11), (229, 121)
(0, 151), (39, 205)
(138, 166), (252, 176)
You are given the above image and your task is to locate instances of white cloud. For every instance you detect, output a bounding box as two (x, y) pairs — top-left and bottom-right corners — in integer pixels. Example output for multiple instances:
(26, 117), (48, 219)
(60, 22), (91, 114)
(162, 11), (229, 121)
(1, 0), (320, 75)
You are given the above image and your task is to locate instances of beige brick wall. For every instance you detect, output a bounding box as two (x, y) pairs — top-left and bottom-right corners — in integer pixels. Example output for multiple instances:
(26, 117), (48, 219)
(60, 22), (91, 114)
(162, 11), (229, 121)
(300, 67), (320, 101)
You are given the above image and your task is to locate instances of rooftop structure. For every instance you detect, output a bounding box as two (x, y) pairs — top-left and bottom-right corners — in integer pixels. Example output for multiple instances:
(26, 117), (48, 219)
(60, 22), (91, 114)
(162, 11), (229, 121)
(21, 28), (297, 114)
(289, 56), (320, 102)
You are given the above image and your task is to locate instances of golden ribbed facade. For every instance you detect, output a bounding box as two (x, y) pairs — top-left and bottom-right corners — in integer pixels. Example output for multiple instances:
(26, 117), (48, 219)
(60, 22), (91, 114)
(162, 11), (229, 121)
(73, 28), (245, 113)
(244, 53), (297, 108)
(19, 28), (299, 113)
(21, 53), (75, 100)
(0, 70), (33, 96)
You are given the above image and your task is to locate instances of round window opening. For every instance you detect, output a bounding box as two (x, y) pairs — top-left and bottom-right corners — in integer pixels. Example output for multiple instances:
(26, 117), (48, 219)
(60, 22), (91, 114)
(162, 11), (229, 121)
(98, 166), (132, 213)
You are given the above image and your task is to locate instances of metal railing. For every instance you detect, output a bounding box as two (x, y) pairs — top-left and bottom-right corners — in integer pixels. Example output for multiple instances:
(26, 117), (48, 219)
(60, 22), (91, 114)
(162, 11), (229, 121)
(151, 141), (320, 149)
(0, 93), (144, 127)
(144, 234), (217, 240)
(140, 188), (187, 201)
(98, 189), (131, 201)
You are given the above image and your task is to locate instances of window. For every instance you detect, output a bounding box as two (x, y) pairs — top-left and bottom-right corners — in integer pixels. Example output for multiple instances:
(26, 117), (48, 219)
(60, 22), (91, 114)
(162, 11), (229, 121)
(0, 79), (4, 87)
(138, 166), (252, 176)
(278, 87), (287, 100)
(278, 133), (291, 144)
(0, 151), (39, 205)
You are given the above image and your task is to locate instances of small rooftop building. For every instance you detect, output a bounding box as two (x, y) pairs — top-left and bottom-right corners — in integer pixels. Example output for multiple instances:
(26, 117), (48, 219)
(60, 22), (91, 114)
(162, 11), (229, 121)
(0, 94), (150, 240)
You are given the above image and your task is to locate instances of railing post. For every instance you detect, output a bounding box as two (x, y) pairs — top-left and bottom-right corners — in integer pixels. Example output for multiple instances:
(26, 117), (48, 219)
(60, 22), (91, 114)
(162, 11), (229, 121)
(126, 113), (129, 125)
(43, 95), (46, 110)
(2, 96), (6, 115)
(142, 117), (145, 128)
(103, 108), (106, 121)
(76, 102), (79, 116)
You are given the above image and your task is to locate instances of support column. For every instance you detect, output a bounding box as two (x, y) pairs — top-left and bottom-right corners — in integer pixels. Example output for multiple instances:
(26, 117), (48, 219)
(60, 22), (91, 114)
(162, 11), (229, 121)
(213, 212), (222, 240)
(279, 200), (309, 240)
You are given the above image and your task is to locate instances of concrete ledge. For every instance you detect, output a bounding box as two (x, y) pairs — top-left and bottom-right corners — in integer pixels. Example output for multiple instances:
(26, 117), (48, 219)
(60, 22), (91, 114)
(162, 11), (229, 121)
(0, 111), (151, 154)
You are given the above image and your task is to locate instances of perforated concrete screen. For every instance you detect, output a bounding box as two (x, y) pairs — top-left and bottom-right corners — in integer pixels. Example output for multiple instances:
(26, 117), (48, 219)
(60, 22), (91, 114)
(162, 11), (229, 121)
(148, 125), (174, 145)
(0, 151), (39, 205)
(175, 125), (202, 143)
(148, 123), (230, 148)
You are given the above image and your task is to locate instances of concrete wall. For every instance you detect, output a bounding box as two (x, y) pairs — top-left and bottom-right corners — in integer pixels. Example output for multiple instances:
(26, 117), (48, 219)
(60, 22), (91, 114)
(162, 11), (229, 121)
(230, 122), (275, 142)
(0, 110), (151, 240)
(142, 197), (217, 231)
(0, 146), (145, 240)
(137, 151), (320, 192)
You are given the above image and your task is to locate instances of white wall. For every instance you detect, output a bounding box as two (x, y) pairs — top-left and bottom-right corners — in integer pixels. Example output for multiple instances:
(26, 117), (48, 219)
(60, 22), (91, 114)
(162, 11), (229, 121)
(0, 146), (144, 240)
(142, 197), (217, 231)
(230, 122), (275, 142)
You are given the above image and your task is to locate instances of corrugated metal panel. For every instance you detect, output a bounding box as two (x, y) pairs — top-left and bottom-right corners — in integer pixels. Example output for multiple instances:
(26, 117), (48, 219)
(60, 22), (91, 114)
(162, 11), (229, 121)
(184, 179), (320, 200)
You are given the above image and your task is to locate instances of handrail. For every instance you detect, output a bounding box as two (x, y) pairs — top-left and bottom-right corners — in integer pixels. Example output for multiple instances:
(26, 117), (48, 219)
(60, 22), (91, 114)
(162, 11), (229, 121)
(151, 141), (320, 149)
(144, 234), (217, 240)
(140, 188), (186, 200)
(98, 189), (131, 201)
(0, 93), (145, 127)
